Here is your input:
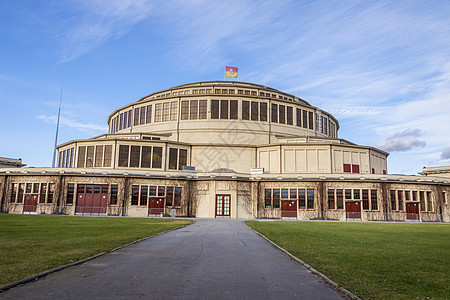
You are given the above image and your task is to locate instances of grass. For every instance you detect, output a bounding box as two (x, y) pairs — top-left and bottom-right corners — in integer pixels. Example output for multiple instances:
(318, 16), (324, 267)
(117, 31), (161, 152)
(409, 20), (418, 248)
(246, 221), (450, 300)
(0, 214), (192, 286)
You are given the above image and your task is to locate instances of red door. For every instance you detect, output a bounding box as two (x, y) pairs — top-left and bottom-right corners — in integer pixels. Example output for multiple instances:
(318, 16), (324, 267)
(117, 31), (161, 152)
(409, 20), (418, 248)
(282, 200), (297, 218)
(406, 203), (419, 220)
(149, 198), (164, 216)
(216, 195), (230, 218)
(23, 195), (38, 213)
(346, 201), (361, 220)
(85, 185), (94, 214)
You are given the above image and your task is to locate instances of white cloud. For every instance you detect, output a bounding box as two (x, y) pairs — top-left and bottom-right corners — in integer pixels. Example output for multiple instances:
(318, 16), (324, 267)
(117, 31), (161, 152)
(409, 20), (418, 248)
(441, 147), (450, 160)
(37, 115), (107, 132)
(377, 129), (426, 152)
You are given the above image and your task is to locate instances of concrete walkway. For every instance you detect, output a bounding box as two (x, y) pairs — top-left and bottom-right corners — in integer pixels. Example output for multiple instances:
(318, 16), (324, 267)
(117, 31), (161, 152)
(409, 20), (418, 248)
(1, 219), (344, 299)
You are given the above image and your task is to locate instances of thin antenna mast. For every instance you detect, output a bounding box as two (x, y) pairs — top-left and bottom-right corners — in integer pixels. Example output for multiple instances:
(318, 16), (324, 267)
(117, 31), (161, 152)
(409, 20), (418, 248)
(52, 81), (63, 168)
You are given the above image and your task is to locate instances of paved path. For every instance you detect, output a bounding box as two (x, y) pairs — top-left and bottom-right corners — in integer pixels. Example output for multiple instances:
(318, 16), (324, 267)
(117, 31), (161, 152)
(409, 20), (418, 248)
(1, 219), (344, 299)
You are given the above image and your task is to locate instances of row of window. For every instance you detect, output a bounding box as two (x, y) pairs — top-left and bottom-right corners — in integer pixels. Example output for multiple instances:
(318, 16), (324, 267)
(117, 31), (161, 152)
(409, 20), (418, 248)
(264, 188), (315, 209)
(390, 190), (433, 212)
(328, 189), (378, 210)
(158, 88), (294, 101)
(10, 183), (55, 204)
(131, 185), (182, 207)
(77, 145), (113, 168)
(58, 147), (75, 168)
(118, 145), (163, 169)
(110, 99), (337, 138)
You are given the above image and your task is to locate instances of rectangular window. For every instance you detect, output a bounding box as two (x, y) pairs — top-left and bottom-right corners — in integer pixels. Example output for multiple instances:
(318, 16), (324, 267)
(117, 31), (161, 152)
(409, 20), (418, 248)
(39, 183), (47, 203)
(33, 183), (39, 194)
(119, 113), (124, 130)
(260, 102), (267, 122)
(134, 108), (140, 125)
(181, 100), (189, 120)
(123, 112), (128, 129)
(179, 149), (187, 170)
(118, 145), (129, 167)
(343, 164), (351, 173)
(264, 189), (272, 208)
(77, 146), (86, 168)
(419, 191), (425, 211)
(162, 102), (170, 122)
(290, 188), (297, 199)
(271, 104), (278, 123)
(10, 183), (17, 203)
(152, 147), (162, 168)
(352, 165), (360, 173)
(281, 188), (288, 199)
(412, 191), (418, 202)
(199, 100), (207, 119)
(278, 105), (285, 124)
(242, 101), (249, 120)
(86, 146), (94, 167)
(146, 106), (152, 123)
(230, 100), (238, 119)
(95, 145), (103, 167)
(308, 112), (314, 129)
(391, 190), (396, 210)
(307, 189), (314, 209)
(158, 186), (165, 197)
(220, 100), (229, 119)
(47, 183), (54, 203)
(353, 189), (360, 200)
(298, 189), (306, 209)
(70, 148), (74, 168)
(362, 189), (369, 210)
(328, 189), (335, 209)
(130, 145), (140, 168)
(251, 102), (258, 121)
(67, 183), (74, 204)
(154, 103), (162, 122)
(170, 101), (178, 121)
(141, 146), (151, 168)
(286, 107), (293, 125)
(336, 189), (343, 209)
(169, 148), (178, 170)
(103, 145), (112, 167)
(131, 185), (139, 205)
(189, 100), (198, 120)
(398, 190), (404, 211)
(211, 100), (219, 119)
(320, 116), (324, 133)
(174, 187), (182, 206)
(166, 186), (174, 206)
(345, 189), (352, 200)
(273, 189), (280, 208)
(140, 186), (148, 206)
(110, 184), (118, 205)
(371, 190), (378, 210)
(302, 110), (308, 128)
(324, 117), (328, 135)
(426, 191), (432, 211)
(296, 108), (302, 127)
(149, 186), (156, 196)
(17, 183), (24, 203)
(26, 183), (32, 194)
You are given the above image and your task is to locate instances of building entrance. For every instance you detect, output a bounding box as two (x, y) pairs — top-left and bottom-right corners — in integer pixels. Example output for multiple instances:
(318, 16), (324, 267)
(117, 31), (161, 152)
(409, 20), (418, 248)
(75, 184), (108, 215)
(23, 194), (38, 214)
(216, 195), (230, 218)
(345, 201), (361, 220)
(281, 200), (297, 219)
(406, 202), (419, 221)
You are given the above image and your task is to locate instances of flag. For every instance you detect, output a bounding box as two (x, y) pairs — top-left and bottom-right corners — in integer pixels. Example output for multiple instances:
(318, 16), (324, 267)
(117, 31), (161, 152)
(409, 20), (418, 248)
(225, 66), (238, 78)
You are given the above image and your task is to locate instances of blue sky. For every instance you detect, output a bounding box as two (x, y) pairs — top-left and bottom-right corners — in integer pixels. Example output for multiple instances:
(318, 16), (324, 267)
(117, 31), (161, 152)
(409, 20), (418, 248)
(1, 0), (449, 175)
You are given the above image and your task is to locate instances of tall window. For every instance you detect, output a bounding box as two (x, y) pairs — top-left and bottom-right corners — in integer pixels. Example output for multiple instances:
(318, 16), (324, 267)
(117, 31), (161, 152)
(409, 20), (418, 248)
(296, 108), (302, 127)
(47, 183), (54, 203)
(390, 190), (396, 210)
(39, 183), (47, 203)
(230, 100), (238, 119)
(181, 101), (189, 120)
(86, 146), (94, 167)
(308, 111), (314, 129)
(298, 189), (306, 209)
(77, 146), (86, 168)
(131, 185), (139, 205)
(190, 100), (198, 120)
(286, 107), (293, 125)
(278, 105), (285, 124)
(95, 146), (103, 167)
(170, 101), (178, 121)
(426, 191), (432, 211)
(307, 189), (314, 209)
(169, 148), (178, 170)
(119, 113), (123, 130)
(146, 105), (152, 123)
(140, 186), (148, 206)
(220, 100), (229, 119)
(130, 146), (140, 168)
(370, 190), (378, 210)
(242, 101), (249, 120)
(118, 145), (129, 167)
(166, 186), (174, 206)
(251, 102), (258, 121)
(110, 185), (118, 205)
(271, 104), (278, 123)
(141, 146), (152, 168)
(328, 189), (335, 209)
(134, 108), (140, 125)
(162, 102), (170, 122)
(362, 189), (369, 210)
(336, 189), (343, 209)
(211, 100), (219, 119)
(123, 111), (128, 129)
(154, 103), (162, 122)
(199, 100), (207, 119)
(152, 147), (163, 168)
(67, 183), (74, 204)
(10, 183), (17, 203)
(104, 145), (112, 167)
(264, 189), (272, 208)
(174, 187), (182, 206)
(273, 189), (280, 208)
(302, 110), (308, 128)
(179, 149), (187, 170)
(260, 102), (267, 122)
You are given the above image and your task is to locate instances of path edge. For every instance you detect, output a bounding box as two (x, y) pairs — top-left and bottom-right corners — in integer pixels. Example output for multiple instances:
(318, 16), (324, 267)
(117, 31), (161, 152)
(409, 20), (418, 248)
(0, 221), (193, 293)
(245, 222), (361, 300)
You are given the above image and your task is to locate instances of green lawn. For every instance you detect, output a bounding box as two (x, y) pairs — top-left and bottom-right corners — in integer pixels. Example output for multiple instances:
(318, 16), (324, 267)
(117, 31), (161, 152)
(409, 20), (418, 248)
(0, 214), (192, 286)
(246, 221), (450, 300)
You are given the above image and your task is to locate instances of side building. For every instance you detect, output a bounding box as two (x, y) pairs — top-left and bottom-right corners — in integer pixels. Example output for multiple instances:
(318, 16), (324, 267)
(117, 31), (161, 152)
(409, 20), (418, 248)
(1, 81), (449, 222)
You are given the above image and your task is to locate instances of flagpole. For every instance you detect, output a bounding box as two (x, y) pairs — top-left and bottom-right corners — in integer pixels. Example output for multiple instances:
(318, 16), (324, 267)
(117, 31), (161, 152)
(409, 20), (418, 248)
(52, 80), (63, 168)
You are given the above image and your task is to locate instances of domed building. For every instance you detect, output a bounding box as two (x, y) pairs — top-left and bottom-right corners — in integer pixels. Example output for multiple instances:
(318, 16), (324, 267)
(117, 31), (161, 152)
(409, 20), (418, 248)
(1, 81), (449, 222)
